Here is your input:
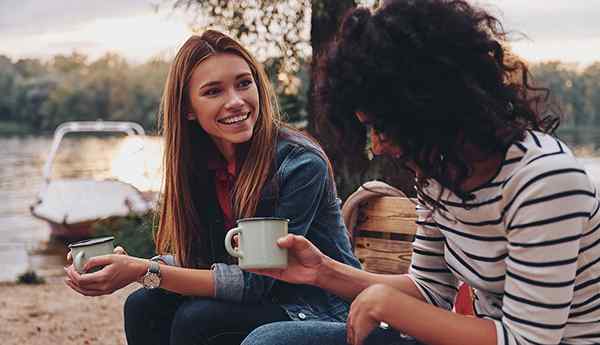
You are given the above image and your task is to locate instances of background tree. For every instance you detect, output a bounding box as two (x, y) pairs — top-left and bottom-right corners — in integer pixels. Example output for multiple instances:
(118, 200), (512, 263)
(530, 61), (585, 128)
(0, 56), (19, 124)
(582, 63), (600, 127)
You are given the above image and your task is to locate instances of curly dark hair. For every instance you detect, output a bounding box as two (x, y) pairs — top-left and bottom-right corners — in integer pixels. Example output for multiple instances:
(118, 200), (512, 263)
(315, 0), (559, 203)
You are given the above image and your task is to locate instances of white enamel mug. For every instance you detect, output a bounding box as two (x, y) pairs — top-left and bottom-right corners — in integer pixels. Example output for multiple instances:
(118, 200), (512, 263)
(68, 236), (115, 273)
(224, 217), (288, 269)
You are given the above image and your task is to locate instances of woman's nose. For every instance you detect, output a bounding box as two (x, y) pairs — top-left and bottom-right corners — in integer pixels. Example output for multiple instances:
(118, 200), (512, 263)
(225, 90), (244, 110)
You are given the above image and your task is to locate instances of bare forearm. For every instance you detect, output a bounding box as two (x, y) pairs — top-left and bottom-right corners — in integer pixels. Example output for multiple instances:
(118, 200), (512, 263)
(160, 265), (215, 296)
(317, 257), (425, 301)
(375, 292), (496, 345)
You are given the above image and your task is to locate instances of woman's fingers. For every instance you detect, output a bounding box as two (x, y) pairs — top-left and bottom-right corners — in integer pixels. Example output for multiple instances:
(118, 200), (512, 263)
(113, 246), (127, 255)
(64, 265), (81, 284)
(82, 254), (113, 273)
(64, 278), (107, 296)
(347, 315), (370, 345)
(347, 316), (354, 345)
(276, 234), (296, 248)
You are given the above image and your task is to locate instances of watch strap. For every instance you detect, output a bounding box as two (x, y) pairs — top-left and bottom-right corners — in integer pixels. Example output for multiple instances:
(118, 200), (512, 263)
(148, 260), (160, 275)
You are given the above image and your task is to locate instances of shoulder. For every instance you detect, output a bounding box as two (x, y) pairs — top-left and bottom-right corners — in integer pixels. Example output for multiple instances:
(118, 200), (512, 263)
(275, 127), (329, 172)
(269, 129), (332, 195)
(503, 131), (594, 194)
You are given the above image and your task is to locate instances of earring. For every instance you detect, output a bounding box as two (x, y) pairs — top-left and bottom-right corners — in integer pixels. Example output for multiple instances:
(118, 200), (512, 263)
(506, 101), (514, 113)
(186, 113), (195, 121)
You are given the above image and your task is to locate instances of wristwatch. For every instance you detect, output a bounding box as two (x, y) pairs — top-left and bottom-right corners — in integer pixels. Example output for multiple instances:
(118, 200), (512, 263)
(141, 258), (161, 289)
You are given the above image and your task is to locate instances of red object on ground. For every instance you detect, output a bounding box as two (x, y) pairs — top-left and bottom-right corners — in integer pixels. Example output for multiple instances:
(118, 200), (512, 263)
(454, 283), (475, 316)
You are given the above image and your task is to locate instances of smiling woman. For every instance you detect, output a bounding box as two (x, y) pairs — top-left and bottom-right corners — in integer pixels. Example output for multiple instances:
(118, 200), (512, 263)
(186, 53), (260, 160)
(63, 29), (361, 345)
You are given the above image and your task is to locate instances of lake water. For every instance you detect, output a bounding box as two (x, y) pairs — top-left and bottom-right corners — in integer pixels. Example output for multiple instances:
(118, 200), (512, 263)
(0, 135), (162, 282)
(0, 129), (599, 282)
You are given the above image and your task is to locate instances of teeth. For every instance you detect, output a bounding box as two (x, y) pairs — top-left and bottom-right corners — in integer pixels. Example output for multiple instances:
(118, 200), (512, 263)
(219, 112), (249, 125)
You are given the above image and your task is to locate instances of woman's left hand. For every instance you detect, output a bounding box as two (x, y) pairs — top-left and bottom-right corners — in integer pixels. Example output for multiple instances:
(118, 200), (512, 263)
(64, 254), (145, 296)
(347, 284), (400, 345)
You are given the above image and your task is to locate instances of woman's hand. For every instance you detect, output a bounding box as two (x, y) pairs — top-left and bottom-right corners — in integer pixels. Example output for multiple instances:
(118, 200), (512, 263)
(64, 254), (145, 296)
(247, 234), (328, 286)
(347, 284), (400, 345)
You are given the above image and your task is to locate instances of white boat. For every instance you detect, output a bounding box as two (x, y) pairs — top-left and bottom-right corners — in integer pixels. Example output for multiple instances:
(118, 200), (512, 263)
(30, 121), (156, 240)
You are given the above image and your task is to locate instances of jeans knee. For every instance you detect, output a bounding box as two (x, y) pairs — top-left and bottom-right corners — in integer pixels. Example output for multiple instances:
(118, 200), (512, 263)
(241, 324), (279, 345)
(170, 299), (215, 335)
(242, 322), (305, 345)
(124, 288), (152, 321)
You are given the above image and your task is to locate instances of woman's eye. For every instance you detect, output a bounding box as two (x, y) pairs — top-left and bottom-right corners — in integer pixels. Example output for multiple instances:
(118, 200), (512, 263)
(203, 88), (221, 96)
(238, 79), (253, 88)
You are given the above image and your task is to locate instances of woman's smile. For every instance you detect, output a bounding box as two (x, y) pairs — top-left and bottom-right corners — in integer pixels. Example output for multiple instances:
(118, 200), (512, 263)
(217, 111), (251, 125)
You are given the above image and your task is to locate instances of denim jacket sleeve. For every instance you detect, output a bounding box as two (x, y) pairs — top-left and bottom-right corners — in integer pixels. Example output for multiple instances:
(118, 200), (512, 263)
(212, 146), (329, 302)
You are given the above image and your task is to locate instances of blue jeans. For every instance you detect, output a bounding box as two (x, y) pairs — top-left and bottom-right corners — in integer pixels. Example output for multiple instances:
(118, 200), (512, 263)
(124, 288), (290, 345)
(241, 321), (424, 345)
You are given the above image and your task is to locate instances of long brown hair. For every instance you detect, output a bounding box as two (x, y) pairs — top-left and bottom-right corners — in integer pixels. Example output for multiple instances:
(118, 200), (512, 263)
(155, 30), (282, 268)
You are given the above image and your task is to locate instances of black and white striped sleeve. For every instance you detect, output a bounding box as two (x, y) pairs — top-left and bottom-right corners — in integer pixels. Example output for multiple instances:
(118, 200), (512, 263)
(409, 205), (459, 310)
(498, 156), (595, 345)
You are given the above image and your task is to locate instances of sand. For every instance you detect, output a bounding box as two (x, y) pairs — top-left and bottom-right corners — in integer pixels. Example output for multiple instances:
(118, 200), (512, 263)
(0, 276), (137, 345)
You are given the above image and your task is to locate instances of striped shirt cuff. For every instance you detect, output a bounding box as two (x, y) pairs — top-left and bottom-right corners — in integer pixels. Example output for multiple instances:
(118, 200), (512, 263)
(492, 320), (510, 345)
(407, 274), (453, 311)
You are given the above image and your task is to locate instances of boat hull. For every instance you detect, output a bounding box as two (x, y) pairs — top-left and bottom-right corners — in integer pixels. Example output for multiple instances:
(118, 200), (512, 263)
(30, 179), (156, 241)
(44, 219), (97, 241)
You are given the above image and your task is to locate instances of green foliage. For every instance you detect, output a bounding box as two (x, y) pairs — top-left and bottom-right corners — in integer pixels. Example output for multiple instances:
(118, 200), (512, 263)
(530, 61), (600, 128)
(16, 270), (46, 285)
(0, 121), (32, 135)
(263, 57), (309, 124)
(0, 53), (168, 135)
(93, 212), (157, 259)
(173, 0), (311, 72)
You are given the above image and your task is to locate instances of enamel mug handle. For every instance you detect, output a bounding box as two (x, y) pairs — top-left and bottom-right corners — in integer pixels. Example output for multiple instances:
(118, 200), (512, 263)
(74, 251), (86, 274)
(224, 227), (243, 258)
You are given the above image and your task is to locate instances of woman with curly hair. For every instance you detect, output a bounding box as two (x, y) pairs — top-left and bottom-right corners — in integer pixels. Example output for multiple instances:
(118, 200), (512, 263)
(64, 30), (360, 345)
(241, 1), (600, 345)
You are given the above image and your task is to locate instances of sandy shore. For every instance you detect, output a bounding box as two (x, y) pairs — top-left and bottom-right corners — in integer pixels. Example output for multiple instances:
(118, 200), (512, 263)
(0, 275), (137, 345)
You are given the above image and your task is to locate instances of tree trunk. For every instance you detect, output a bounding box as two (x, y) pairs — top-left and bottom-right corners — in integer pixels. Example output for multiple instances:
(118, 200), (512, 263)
(307, 0), (354, 136)
(306, 0), (416, 200)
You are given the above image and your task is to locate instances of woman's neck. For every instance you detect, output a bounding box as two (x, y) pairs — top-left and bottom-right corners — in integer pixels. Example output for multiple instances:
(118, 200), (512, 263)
(460, 146), (504, 192)
(212, 139), (237, 175)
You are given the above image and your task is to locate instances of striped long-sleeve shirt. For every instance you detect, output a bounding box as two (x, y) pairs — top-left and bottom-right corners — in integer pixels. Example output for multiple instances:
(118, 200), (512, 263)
(408, 130), (600, 345)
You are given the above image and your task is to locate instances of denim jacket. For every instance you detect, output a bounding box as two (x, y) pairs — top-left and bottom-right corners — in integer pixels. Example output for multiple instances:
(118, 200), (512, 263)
(161, 128), (360, 322)
(212, 128), (361, 322)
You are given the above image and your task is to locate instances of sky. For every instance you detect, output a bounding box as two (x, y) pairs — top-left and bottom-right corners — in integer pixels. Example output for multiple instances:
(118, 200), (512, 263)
(1, 0), (599, 66)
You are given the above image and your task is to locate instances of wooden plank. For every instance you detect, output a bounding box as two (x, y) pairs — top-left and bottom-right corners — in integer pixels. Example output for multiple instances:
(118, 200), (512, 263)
(354, 237), (413, 274)
(355, 237), (413, 253)
(356, 197), (418, 234)
(360, 257), (411, 274)
(361, 197), (418, 217)
(357, 218), (416, 234)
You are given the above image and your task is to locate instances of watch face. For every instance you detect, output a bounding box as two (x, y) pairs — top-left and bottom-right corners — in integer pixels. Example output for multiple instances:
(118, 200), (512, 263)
(143, 273), (160, 289)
